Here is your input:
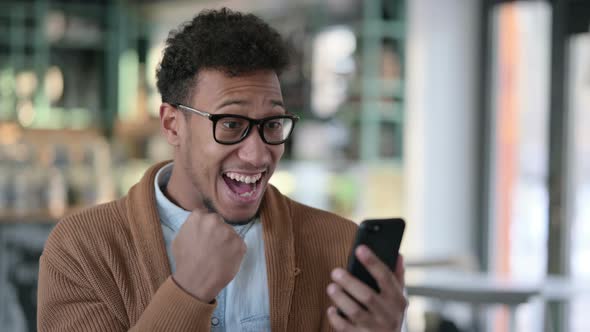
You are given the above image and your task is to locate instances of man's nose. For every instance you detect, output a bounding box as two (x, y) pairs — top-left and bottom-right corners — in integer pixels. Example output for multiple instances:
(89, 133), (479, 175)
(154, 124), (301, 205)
(237, 127), (271, 166)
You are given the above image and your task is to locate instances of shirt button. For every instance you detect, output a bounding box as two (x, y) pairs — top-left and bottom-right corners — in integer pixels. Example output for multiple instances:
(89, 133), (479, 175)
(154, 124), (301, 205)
(211, 317), (220, 326)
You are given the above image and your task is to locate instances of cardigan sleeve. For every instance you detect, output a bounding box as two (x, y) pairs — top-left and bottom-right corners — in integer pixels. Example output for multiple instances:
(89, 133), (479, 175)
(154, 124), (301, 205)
(37, 255), (216, 331)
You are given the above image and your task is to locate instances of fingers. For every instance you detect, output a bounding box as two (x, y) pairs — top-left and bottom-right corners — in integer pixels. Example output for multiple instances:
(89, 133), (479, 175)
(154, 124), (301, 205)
(328, 246), (408, 330)
(330, 268), (391, 324)
(326, 283), (370, 325)
(327, 267), (407, 330)
(327, 306), (355, 332)
(356, 245), (403, 296)
(356, 246), (407, 319)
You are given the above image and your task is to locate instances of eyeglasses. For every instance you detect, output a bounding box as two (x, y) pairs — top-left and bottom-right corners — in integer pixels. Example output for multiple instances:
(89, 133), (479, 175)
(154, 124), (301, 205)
(171, 103), (299, 145)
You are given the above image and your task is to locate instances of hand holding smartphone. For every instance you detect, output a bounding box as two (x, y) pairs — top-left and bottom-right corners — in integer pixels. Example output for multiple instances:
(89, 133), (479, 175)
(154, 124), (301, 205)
(328, 218), (405, 319)
(335, 218), (405, 319)
(346, 218), (405, 292)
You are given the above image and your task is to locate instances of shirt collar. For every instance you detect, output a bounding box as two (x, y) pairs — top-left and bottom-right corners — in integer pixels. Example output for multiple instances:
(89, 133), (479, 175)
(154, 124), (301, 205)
(154, 162), (190, 232)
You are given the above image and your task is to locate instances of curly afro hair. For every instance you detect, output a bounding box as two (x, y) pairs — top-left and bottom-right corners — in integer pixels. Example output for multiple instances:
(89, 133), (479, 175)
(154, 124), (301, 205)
(156, 7), (290, 104)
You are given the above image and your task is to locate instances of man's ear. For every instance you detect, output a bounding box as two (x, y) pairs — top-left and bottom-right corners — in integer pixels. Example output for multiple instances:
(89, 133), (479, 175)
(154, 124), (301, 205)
(160, 103), (183, 147)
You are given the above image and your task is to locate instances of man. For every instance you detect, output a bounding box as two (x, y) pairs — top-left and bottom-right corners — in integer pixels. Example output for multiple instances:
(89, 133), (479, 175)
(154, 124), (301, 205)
(37, 8), (406, 331)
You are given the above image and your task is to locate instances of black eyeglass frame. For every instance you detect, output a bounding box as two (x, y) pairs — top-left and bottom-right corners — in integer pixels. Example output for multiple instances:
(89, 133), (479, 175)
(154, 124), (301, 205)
(170, 103), (299, 145)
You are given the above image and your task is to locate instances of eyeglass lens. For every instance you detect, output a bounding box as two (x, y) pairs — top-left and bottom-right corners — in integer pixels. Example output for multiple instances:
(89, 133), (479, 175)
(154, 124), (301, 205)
(214, 116), (294, 143)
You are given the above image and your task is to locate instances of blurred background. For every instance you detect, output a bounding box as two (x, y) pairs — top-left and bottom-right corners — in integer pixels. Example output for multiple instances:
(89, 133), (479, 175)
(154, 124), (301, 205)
(0, 0), (588, 331)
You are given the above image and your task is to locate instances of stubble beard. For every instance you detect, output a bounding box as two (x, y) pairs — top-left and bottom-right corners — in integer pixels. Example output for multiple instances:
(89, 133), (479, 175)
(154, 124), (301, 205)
(184, 148), (259, 225)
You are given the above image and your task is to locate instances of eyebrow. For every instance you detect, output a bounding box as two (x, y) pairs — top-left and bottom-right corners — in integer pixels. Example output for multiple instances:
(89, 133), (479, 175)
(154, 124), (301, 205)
(217, 99), (285, 109)
(217, 99), (247, 109)
(271, 100), (284, 108)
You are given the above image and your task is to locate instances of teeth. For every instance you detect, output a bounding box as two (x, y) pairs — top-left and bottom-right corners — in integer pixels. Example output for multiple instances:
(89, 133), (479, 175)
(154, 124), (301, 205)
(239, 190), (254, 197)
(225, 172), (263, 184)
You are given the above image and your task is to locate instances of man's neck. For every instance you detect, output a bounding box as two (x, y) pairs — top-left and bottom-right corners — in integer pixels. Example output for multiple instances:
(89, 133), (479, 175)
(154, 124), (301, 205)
(164, 163), (205, 212)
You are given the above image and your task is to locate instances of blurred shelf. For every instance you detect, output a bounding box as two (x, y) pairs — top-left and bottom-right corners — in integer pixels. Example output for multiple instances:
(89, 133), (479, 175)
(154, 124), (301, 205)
(0, 39), (105, 50)
(349, 20), (406, 39)
(0, 206), (86, 224)
(114, 117), (161, 139)
(347, 79), (404, 101)
(21, 127), (101, 138)
(0, 2), (107, 19)
(336, 101), (404, 124)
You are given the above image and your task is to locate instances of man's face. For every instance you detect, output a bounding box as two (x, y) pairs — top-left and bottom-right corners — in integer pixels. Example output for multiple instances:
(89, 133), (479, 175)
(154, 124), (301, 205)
(178, 69), (285, 223)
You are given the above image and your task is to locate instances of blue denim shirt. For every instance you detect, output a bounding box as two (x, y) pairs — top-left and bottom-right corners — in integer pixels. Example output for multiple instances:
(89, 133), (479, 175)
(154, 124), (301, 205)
(154, 163), (271, 331)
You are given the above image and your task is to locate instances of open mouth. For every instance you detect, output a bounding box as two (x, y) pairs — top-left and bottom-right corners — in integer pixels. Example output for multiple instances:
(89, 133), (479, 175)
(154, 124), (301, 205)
(222, 171), (265, 199)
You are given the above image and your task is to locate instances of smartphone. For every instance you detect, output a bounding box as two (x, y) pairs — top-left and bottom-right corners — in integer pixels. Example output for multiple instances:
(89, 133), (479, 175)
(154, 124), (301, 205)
(346, 218), (406, 292)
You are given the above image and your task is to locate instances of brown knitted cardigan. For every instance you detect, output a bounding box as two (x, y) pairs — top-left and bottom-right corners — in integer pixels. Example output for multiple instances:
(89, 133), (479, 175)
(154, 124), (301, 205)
(37, 161), (357, 331)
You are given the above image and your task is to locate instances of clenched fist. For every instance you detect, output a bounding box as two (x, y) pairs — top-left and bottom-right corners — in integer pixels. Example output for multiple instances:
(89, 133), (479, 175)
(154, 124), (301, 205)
(172, 210), (247, 303)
